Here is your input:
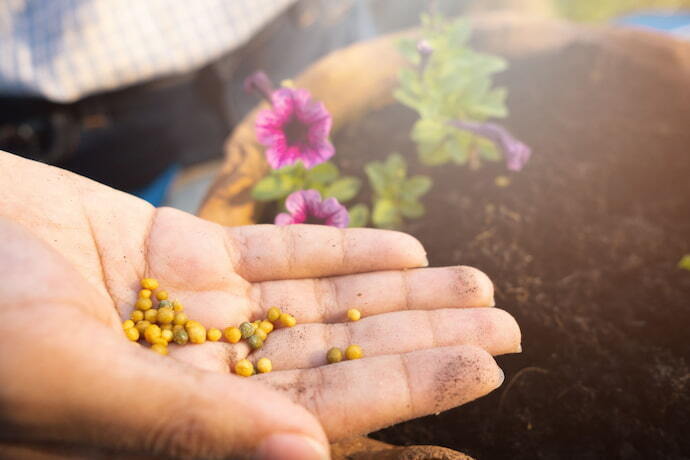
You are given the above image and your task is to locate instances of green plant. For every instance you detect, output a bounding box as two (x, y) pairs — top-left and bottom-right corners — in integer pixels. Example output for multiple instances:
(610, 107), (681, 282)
(554, 0), (690, 22)
(365, 153), (432, 229)
(395, 14), (509, 167)
(251, 161), (361, 205)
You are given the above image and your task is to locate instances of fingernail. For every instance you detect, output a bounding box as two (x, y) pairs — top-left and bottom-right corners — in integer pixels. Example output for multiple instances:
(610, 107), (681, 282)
(256, 434), (330, 460)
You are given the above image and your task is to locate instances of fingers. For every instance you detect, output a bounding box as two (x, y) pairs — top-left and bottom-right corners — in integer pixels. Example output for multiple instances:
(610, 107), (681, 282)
(227, 225), (428, 282)
(257, 345), (504, 440)
(250, 266), (494, 323)
(253, 308), (520, 371)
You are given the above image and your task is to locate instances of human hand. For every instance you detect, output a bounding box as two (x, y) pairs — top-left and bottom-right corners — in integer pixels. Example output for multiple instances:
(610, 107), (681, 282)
(0, 152), (520, 459)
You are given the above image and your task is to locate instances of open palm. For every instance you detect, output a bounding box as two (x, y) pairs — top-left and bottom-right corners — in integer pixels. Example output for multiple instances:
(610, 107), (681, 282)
(0, 151), (520, 460)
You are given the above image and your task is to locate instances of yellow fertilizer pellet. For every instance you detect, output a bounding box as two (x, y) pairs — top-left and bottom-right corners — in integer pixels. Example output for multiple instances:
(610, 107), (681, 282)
(157, 307), (174, 324)
(347, 309), (361, 321)
(345, 345), (363, 360)
(173, 328), (189, 345)
(207, 328), (222, 342)
(124, 327), (140, 342)
(173, 312), (188, 326)
(256, 358), (272, 374)
(235, 359), (254, 377)
(267, 307), (281, 322)
(239, 322), (256, 339)
(279, 313), (296, 328)
(135, 320), (151, 335)
(254, 328), (267, 341)
(247, 335), (264, 350)
(187, 325), (207, 344)
(130, 310), (144, 322)
(135, 298), (153, 311)
(327, 347), (343, 364)
(161, 329), (173, 342)
(224, 327), (242, 344)
(259, 320), (274, 334)
(144, 324), (162, 344)
(151, 343), (168, 355)
(141, 278), (159, 290)
(144, 308), (158, 323)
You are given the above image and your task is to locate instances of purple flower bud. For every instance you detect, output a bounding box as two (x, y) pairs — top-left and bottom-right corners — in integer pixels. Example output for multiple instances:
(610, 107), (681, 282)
(449, 120), (532, 171)
(417, 39), (434, 56)
(244, 71), (275, 104)
(417, 39), (434, 75)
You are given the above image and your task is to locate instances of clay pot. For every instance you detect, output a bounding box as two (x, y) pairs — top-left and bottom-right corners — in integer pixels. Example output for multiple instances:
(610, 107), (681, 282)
(198, 13), (586, 224)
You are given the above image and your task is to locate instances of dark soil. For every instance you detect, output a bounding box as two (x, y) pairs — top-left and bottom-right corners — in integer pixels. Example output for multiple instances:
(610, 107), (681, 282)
(330, 33), (690, 460)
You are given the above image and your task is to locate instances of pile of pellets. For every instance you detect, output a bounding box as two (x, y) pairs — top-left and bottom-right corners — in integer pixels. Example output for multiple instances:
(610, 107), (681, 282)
(122, 278), (363, 376)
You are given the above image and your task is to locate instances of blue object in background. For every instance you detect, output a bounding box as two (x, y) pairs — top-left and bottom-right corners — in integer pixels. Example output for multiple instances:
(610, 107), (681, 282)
(617, 10), (690, 38)
(133, 164), (180, 207)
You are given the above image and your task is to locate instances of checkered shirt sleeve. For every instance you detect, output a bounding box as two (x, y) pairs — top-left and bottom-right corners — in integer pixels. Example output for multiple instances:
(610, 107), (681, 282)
(0, 0), (296, 102)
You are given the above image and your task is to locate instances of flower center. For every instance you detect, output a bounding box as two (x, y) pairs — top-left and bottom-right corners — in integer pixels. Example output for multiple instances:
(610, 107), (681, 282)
(304, 214), (327, 225)
(284, 117), (309, 147)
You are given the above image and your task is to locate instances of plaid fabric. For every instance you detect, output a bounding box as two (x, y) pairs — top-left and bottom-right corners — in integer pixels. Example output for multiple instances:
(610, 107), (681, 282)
(0, 0), (295, 102)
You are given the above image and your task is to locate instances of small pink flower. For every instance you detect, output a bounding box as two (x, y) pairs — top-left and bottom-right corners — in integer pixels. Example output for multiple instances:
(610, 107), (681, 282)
(255, 87), (335, 169)
(275, 190), (349, 228)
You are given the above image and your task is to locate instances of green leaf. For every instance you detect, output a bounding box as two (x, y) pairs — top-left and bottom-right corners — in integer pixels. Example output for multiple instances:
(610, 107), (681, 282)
(275, 163), (304, 176)
(679, 254), (690, 271)
(418, 138), (451, 166)
(364, 162), (388, 196)
(348, 204), (369, 228)
(448, 18), (471, 47)
(411, 119), (447, 146)
(397, 38), (421, 65)
(385, 153), (407, 181)
(306, 162), (339, 183)
(394, 88), (422, 112)
(309, 183), (328, 196)
(473, 54), (508, 76)
(398, 68), (422, 97)
(251, 175), (296, 201)
(400, 200), (426, 219)
(402, 176), (432, 199)
(469, 87), (508, 119)
(324, 177), (362, 203)
(448, 132), (472, 165)
(372, 198), (402, 229)
(477, 137), (501, 162)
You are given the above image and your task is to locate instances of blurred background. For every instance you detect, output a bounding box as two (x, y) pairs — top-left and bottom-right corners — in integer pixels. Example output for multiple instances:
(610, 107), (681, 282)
(2, 0), (690, 212)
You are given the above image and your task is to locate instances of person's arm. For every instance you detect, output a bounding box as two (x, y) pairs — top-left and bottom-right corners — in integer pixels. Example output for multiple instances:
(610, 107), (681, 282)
(0, 151), (520, 459)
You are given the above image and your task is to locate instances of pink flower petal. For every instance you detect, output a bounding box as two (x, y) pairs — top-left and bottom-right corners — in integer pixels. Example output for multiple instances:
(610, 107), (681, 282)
(275, 213), (296, 226)
(254, 87), (334, 170)
(279, 190), (349, 228)
(285, 190), (319, 218)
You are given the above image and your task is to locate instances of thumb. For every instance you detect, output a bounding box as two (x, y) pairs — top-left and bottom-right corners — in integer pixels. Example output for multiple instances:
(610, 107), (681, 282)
(3, 319), (330, 460)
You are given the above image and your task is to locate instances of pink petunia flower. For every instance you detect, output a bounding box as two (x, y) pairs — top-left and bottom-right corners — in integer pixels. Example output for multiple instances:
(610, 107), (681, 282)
(275, 190), (349, 228)
(255, 87), (335, 169)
